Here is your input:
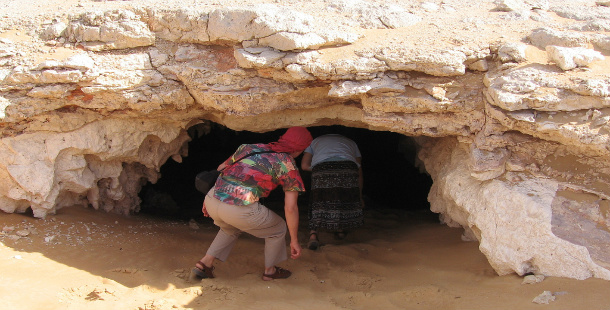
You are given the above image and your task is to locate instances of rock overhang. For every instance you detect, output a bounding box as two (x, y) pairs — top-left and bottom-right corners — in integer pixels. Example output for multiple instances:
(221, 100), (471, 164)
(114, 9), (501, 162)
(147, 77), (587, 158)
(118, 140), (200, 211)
(1, 0), (610, 281)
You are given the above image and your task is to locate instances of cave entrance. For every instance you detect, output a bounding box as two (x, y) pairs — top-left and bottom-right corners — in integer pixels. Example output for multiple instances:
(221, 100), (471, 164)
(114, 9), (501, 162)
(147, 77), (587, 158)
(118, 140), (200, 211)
(139, 123), (434, 223)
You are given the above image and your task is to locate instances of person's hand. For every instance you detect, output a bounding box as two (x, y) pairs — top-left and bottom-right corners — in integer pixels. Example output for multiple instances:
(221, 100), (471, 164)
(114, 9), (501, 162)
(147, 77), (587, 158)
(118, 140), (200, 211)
(290, 240), (302, 259)
(202, 202), (210, 217)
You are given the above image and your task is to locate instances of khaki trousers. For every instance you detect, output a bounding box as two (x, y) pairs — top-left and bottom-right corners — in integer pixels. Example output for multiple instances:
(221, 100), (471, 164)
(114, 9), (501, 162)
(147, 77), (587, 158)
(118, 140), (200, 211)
(204, 188), (288, 268)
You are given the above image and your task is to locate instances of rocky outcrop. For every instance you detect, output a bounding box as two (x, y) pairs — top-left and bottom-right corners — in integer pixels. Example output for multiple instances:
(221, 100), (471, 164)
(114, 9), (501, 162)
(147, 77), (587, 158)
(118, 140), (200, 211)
(1, 0), (610, 280)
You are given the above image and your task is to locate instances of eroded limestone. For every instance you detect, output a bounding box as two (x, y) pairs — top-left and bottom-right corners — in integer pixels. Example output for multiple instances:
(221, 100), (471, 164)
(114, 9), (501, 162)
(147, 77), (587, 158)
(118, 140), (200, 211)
(1, 1), (610, 282)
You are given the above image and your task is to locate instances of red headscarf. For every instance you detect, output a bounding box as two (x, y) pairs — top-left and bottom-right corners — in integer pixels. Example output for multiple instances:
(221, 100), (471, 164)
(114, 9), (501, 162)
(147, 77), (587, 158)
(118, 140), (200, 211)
(269, 127), (313, 153)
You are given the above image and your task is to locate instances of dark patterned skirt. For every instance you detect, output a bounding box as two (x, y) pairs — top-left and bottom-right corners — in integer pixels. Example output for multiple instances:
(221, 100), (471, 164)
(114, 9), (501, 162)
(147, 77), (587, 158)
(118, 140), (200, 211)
(308, 161), (363, 231)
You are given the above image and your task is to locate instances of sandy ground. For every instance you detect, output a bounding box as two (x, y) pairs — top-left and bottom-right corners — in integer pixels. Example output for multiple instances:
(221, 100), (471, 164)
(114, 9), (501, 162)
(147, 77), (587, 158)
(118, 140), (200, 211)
(1, 204), (610, 310)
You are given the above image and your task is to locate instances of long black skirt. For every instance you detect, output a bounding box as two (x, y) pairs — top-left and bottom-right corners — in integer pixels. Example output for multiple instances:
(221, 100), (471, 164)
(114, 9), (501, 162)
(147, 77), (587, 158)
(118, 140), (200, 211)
(308, 161), (363, 231)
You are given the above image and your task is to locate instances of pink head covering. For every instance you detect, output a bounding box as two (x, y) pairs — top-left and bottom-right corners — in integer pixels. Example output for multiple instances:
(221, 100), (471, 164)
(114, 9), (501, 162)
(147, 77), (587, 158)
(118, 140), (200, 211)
(269, 127), (313, 153)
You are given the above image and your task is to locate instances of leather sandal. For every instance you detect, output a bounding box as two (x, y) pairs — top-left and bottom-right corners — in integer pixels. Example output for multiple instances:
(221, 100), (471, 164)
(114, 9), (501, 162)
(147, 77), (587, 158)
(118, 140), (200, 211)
(307, 232), (319, 250)
(192, 260), (215, 279)
(262, 266), (292, 281)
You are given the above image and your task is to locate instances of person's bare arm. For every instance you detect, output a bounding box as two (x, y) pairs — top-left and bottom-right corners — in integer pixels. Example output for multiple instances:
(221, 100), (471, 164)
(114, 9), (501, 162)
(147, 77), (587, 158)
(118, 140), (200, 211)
(217, 162), (228, 171)
(301, 152), (313, 171)
(202, 157), (231, 216)
(283, 191), (302, 259)
(202, 200), (210, 217)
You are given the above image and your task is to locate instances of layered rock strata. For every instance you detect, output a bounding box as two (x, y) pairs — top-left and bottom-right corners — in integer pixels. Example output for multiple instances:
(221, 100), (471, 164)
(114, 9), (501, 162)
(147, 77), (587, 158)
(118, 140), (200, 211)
(0, 0), (609, 280)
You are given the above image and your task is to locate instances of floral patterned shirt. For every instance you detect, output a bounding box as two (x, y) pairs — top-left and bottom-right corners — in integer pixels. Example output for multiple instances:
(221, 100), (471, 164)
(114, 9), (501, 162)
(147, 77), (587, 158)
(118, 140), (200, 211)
(213, 143), (306, 206)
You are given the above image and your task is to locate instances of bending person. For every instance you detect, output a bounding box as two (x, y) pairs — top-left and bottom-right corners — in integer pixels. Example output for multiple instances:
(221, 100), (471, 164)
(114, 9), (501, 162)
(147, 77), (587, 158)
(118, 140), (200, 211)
(192, 127), (313, 281)
(301, 133), (364, 250)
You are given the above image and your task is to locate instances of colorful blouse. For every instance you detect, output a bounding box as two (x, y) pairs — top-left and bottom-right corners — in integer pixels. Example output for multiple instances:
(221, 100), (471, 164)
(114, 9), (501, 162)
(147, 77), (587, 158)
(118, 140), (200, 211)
(213, 143), (306, 206)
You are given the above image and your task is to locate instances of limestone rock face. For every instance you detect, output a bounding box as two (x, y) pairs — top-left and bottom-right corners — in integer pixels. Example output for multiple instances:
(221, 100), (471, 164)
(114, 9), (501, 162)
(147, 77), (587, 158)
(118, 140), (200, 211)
(1, 0), (610, 281)
(65, 10), (156, 51)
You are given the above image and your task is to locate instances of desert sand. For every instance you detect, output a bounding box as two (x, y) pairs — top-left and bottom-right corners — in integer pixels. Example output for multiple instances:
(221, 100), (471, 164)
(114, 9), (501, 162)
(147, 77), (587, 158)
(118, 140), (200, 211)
(2, 203), (610, 310)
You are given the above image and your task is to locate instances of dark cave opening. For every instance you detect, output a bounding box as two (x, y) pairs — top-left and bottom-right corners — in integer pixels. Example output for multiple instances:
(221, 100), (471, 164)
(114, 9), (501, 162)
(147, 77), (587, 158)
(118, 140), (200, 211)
(139, 123), (434, 221)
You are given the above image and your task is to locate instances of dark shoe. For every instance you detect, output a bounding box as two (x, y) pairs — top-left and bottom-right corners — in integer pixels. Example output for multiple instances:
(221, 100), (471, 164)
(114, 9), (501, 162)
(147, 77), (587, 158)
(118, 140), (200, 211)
(191, 260), (215, 279)
(334, 231), (347, 240)
(307, 232), (319, 250)
(262, 266), (292, 281)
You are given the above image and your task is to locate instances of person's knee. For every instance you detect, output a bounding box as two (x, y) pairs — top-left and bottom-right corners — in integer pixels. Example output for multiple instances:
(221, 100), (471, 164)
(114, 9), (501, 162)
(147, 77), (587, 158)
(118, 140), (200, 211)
(267, 224), (287, 239)
(219, 227), (242, 238)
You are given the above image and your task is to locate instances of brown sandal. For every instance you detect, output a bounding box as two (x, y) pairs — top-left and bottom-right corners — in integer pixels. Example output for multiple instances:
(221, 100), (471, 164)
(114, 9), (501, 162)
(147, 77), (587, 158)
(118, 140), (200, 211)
(192, 260), (215, 279)
(262, 266), (292, 281)
(308, 232), (319, 250)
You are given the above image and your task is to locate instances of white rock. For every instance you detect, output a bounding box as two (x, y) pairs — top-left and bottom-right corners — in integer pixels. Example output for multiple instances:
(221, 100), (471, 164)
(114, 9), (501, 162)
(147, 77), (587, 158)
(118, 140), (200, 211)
(0, 44), (15, 58)
(150, 9), (210, 43)
(66, 10), (154, 51)
(27, 85), (75, 99)
(285, 64), (316, 81)
(494, 0), (524, 11)
(40, 70), (83, 84)
(15, 229), (29, 237)
(329, 76), (405, 97)
(532, 291), (555, 304)
(469, 147), (509, 181)
(468, 59), (489, 71)
(380, 11), (422, 28)
(591, 34), (610, 51)
(63, 53), (95, 71)
(282, 50), (321, 65)
(148, 49), (169, 67)
(42, 22), (67, 40)
(527, 0), (549, 10)
(34, 60), (62, 71)
(234, 48), (286, 68)
(522, 274), (545, 284)
(258, 32), (327, 51)
(316, 29), (361, 46)
(546, 46), (605, 70)
(421, 2), (439, 11)
(498, 42), (527, 63)
(529, 28), (590, 49)
(378, 48), (467, 76)
(422, 140), (610, 280)
(208, 5), (315, 43)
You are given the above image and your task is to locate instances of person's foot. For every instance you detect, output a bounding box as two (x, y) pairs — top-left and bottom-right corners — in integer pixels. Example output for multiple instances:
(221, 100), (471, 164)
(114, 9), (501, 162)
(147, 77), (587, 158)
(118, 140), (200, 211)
(191, 260), (215, 280)
(307, 232), (319, 250)
(262, 266), (292, 281)
(334, 231), (347, 240)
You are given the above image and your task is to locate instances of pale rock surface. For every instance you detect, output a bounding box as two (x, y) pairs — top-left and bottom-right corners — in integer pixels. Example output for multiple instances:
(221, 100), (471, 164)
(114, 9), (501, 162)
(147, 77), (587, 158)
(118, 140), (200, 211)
(234, 47), (286, 69)
(529, 27), (592, 49)
(546, 45), (605, 70)
(497, 42), (528, 63)
(1, 0), (610, 282)
(327, 0), (422, 29)
(421, 137), (610, 280)
(532, 291), (556, 304)
(522, 274), (546, 284)
(66, 10), (155, 51)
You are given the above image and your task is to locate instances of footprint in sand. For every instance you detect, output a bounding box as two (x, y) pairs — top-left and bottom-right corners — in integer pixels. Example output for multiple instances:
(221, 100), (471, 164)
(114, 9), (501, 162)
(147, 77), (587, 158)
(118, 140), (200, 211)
(138, 298), (180, 310)
(59, 285), (117, 302)
(111, 267), (141, 274)
(388, 284), (452, 308)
